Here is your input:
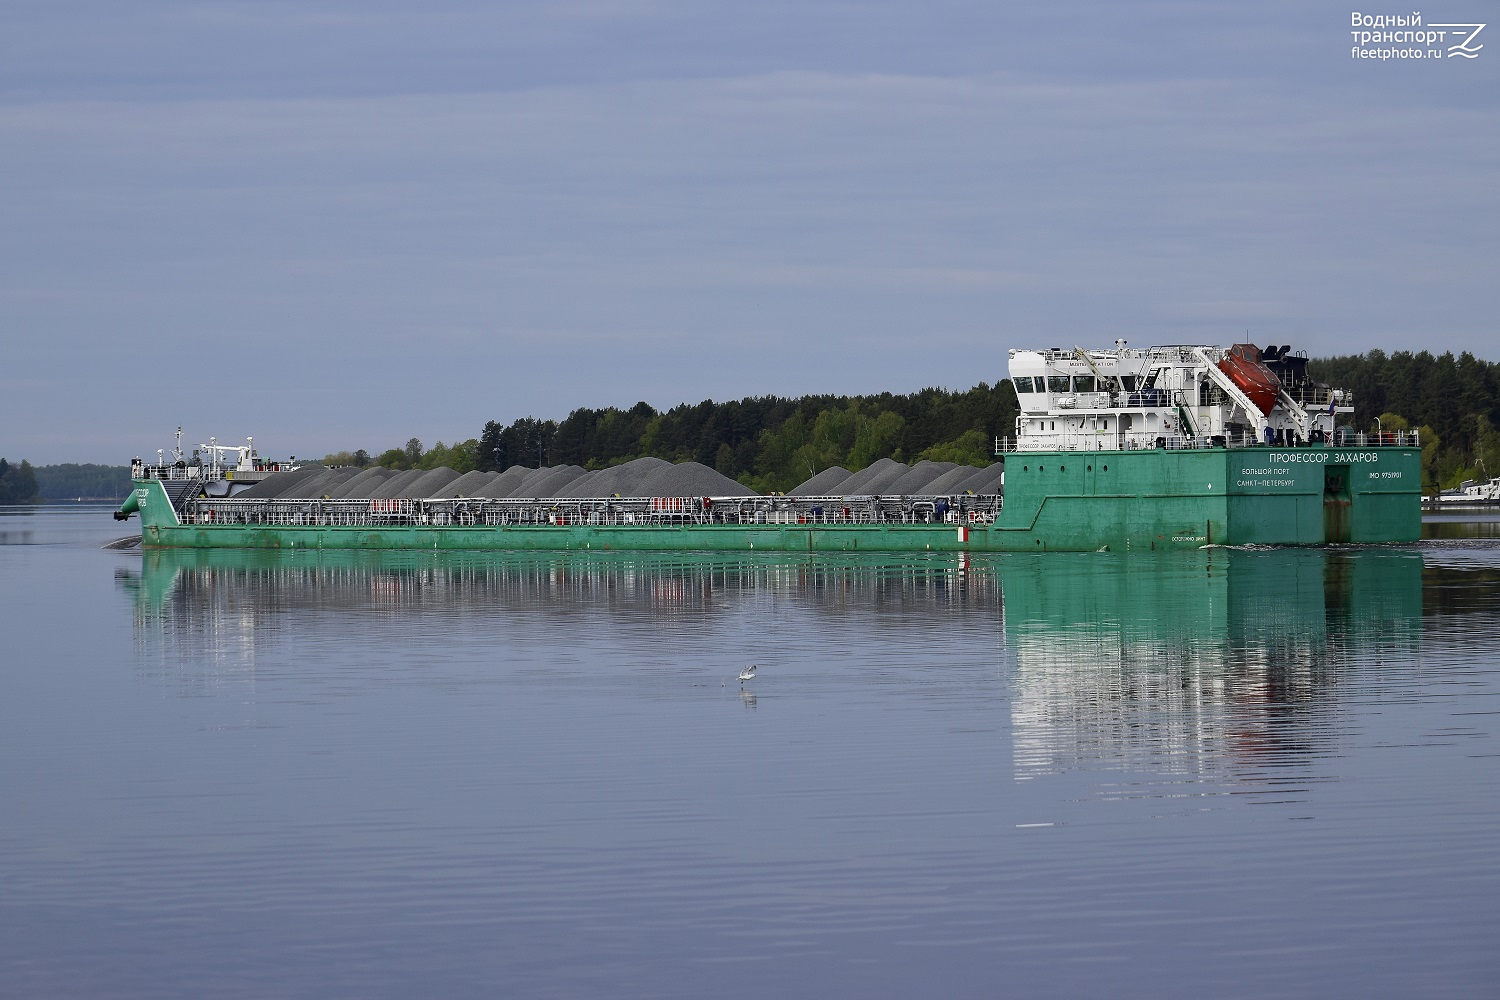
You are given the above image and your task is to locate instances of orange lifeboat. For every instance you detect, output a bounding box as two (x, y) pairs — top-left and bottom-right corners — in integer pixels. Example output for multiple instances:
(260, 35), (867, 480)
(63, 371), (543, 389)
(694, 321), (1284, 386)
(1217, 343), (1280, 415)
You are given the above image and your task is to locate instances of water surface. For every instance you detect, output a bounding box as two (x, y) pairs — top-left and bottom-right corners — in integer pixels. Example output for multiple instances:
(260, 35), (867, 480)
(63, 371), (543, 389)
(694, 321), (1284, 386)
(2, 505), (1497, 998)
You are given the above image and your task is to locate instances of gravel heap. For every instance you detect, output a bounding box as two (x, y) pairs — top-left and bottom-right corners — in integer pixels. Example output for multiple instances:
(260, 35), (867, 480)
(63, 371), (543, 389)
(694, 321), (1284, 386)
(236, 454), (998, 503)
(283, 470), (334, 498)
(828, 458), (895, 495)
(917, 465), (982, 494)
(234, 466), (323, 499)
(477, 466), (534, 498)
(836, 458), (909, 495)
(523, 465), (589, 497)
(429, 470), (497, 499)
(885, 461), (957, 494)
(632, 460), (751, 498)
(327, 467), (393, 499)
(941, 465), (1003, 495)
(550, 470), (596, 495)
(285, 467), (361, 498)
(400, 468), (461, 498)
(965, 464), (1006, 494)
(553, 457), (671, 498)
(781, 459), (1002, 496)
(788, 467), (852, 496)
(367, 469), (427, 500)
(407, 457), (750, 499)
(510, 468), (553, 495)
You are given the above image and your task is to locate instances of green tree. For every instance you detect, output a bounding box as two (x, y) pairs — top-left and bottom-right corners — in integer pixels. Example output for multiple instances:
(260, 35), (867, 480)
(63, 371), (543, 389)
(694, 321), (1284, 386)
(0, 458), (40, 503)
(1311, 350), (1500, 469)
(917, 430), (996, 467)
(478, 420), (505, 471)
(1418, 426), (1441, 492)
(1475, 415), (1500, 480)
(751, 410), (809, 491)
(847, 410), (905, 470)
(417, 439), (479, 473)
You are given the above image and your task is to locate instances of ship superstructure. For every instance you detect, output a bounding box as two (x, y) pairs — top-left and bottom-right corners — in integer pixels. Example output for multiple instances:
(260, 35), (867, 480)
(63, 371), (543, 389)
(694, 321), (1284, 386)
(1006, 343), (1350, 452)
(128, 428), (297, 500)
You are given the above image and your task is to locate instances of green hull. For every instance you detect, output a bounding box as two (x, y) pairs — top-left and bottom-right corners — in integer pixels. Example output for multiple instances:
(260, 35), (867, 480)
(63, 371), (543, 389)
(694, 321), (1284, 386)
(997, 444), (1421, 548)
(126, 446), (1422, 552)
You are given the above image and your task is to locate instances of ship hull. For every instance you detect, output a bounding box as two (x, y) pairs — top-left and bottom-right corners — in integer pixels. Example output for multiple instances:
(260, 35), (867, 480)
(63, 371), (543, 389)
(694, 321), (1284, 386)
(129, 446), (1422, 552)
(998, 444), (1420, 549)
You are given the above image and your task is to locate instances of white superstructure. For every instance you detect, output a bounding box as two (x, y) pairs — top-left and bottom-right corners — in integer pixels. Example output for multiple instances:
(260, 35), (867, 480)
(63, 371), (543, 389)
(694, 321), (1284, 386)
(129, 428), (297, 497)
(1437, 477), (1500, 503)
(1005, 342), (1354, 452)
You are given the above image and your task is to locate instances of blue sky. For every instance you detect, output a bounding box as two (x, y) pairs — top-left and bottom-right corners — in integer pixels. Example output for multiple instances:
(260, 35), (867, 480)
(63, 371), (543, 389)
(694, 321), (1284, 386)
(4, 1), (1496, 463)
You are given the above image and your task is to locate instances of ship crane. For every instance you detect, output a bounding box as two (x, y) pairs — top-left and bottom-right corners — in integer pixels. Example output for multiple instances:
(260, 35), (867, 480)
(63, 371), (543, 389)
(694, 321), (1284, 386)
(1275, 388), (1313, 442)
(196, 436), (259, 477)
(1192, 348), (1272, 439)
(1072, 346), (1120, 393)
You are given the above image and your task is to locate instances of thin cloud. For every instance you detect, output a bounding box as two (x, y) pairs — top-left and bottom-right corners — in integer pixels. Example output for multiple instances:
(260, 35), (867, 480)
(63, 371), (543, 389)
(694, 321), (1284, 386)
(1, 12), (1495, 460)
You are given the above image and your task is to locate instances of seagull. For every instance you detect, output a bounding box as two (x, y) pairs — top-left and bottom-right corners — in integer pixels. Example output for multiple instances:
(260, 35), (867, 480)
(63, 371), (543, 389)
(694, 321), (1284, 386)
(738, 664), (757, 684)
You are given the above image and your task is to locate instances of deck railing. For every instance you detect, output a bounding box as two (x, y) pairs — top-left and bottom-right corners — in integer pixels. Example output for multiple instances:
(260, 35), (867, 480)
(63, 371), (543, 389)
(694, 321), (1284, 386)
(995, 428), (1420, 455)
(132, 461), (293, 482)
(177, 493), (1003, 529)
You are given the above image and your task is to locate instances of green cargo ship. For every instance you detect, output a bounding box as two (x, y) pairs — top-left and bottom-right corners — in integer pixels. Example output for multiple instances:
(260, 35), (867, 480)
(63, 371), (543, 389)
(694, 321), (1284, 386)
(115, 343), (1422, 552)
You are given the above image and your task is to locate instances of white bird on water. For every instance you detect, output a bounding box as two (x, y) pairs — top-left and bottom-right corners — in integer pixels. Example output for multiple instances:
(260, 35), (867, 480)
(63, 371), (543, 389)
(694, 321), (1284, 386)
(738, 664), (757, 684)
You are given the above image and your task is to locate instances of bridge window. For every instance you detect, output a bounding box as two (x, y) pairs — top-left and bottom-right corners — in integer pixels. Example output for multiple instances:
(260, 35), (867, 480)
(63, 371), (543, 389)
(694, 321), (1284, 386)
(1012, 376), (1034, 393)
(1047, 376), (1070, 393)
(1072, 376), (1095, 392)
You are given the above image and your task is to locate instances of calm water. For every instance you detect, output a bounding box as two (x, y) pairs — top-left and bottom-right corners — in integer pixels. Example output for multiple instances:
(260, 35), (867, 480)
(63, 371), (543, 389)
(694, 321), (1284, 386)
(2, 506), (1498, 998)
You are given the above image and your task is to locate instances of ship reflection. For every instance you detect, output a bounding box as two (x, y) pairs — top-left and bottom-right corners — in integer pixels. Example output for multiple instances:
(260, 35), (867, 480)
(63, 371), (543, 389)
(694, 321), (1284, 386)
(117, 546), (1425, 788)
(1004, 549), (1423, 789)
(116, 548), (999, 682)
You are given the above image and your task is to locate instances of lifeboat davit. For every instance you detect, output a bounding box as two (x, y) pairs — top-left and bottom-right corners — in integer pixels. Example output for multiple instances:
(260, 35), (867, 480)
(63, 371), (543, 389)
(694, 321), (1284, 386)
(1217, 343), (1280, 416)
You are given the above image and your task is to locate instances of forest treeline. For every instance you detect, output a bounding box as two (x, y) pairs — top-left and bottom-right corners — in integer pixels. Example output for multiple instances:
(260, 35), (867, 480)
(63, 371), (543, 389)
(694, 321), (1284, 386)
(0, 459), (39, 503)
(35, 464), (134, 500)
(1309, 349), (1500, 487)
(326, 384), (1017, 494)
(326, 349), (1500, 493)
(0, 462), (136, 502)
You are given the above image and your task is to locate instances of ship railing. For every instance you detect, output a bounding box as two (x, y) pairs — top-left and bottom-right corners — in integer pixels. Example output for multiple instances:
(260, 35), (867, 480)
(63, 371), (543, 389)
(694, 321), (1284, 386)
(1336, 429), (1420, 447)
(181, 493), (1004, 529)
(1283, 385), (1343, 408)
(998, 428), (1420, 455)
(135, 464), (206, 482)
(1138, 346), (1212, 365)
(1035, 346), (1203, 365)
